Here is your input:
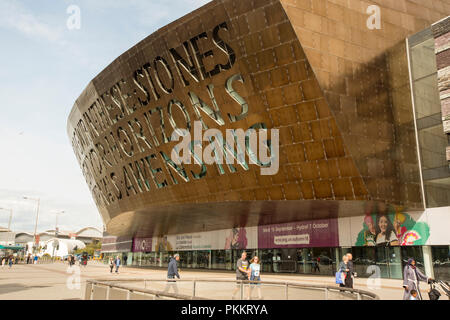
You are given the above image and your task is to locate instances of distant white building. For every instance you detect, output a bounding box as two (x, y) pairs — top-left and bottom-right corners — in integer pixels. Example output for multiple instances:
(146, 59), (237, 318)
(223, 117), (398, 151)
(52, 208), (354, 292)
(39, 238), (86, 258)
(15, 227), (102, 249)
(0, 231), (15, 246)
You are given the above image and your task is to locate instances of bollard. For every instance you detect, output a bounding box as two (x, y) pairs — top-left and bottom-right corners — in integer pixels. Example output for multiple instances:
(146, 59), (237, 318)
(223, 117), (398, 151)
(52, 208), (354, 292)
(285, 283), (289, 300)
(192, 280), (196, 298)
(240, 281), (243, 300)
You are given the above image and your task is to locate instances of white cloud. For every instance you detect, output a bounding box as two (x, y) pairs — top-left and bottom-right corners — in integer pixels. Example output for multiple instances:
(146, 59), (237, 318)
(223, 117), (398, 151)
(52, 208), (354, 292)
(0, 0), (214, 236)
(0, 0), (63, 43)
(0, 127), (103, 233)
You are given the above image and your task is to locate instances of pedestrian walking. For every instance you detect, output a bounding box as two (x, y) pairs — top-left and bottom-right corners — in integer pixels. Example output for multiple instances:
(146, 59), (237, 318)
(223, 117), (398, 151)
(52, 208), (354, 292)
(1, 257), (5, 267)
(337, 255), (349, 288)
(8, 256), (13, 268)
(248, 256), (262, 300)
(33, 255), (38, 264)
(109, 257), (115, 273)
(313, 257), (320, 273)
(345, 253), (355, 288)
(403, 258), (432, 300)
(114, 256), (121, 273)
(164, 254), (180, 294)
(232, 251), (250, 299)
(123, 255), (128, 266)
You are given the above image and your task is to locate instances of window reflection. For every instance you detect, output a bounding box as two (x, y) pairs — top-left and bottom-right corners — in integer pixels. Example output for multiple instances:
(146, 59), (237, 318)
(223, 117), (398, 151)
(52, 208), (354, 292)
(408, 29), (450, 208)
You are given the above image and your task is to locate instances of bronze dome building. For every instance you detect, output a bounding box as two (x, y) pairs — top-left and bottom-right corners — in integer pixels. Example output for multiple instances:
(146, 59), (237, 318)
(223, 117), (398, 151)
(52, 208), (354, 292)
(68, 0), (450, 279)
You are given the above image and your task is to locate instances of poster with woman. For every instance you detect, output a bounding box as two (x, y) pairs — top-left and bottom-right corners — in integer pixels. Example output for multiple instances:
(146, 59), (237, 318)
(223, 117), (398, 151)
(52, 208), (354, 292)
(224, 227), (248, 249)
(354, 203), (430, 246)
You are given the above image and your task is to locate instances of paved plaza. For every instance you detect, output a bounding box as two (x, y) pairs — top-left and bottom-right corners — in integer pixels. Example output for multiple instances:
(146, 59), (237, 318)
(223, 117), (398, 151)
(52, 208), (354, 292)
(0, 262), (438, 300)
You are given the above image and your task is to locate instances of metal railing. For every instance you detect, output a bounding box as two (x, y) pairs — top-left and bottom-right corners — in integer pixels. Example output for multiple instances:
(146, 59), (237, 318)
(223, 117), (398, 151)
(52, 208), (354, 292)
(85, 278), (379, 300)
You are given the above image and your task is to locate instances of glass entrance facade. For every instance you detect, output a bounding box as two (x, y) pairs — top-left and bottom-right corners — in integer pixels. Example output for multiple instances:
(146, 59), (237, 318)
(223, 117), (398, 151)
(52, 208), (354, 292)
(109, 245), (450, 281)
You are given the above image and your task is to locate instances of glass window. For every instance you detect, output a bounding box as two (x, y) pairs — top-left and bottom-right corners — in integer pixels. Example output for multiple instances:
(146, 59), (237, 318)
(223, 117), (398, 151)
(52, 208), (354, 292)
(211, 250), (226, 269)
(401, 246), (424, 271)
(408, 29), (450, 208)
(196, 250), (210, 269)
(351, 247), (376, 278)
(432, 246), (450, 281)
(260, 249), (274, 273)
(344, 247), (402, 279)
(310, 248), (336, 276)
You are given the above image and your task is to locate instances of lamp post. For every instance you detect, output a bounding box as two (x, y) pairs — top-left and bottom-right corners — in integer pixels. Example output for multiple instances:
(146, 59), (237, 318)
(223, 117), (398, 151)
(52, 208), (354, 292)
(0, 207), (13, 231)
(53, 210), (65, 237)
(52, 210), (64, 261)
(23, 196), (40, 254)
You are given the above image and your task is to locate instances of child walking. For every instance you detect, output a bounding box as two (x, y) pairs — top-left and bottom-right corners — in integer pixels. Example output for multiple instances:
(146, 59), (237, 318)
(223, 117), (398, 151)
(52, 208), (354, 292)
(248, 256), (263, 300)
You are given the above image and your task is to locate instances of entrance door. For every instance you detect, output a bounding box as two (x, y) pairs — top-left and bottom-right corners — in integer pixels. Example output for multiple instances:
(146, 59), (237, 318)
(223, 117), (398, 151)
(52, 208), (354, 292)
(278, 249), (297, 273)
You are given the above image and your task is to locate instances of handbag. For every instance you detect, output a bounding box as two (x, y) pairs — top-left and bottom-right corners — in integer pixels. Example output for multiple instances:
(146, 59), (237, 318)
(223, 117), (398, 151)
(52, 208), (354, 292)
(336, 271), (344, 284)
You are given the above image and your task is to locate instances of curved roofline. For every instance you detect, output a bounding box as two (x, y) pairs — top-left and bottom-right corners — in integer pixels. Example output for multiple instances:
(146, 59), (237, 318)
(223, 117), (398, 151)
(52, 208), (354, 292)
(76, 226), (102, 235)
(67, 0), (217, 125)
(15, 232), (34, 236)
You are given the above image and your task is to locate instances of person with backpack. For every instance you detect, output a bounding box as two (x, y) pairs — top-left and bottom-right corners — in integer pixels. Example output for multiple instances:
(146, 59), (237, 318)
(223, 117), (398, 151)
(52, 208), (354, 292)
(403, 258), (432, 300)
(247, 256), (262, 300)
(164, 254), (180, 294)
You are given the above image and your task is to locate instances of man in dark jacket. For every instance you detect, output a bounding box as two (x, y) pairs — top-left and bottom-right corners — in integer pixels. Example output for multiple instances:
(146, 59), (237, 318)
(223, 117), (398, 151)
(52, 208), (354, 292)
(164, 254), (180, 294)
(345, 253), (354, 288)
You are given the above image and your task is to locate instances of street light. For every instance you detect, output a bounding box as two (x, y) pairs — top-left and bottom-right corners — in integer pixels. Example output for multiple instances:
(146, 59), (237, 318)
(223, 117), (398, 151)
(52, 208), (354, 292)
(0, 207), (13, 231)
(51, 210), (64, 261)
(23, 196), (40, 253)
(52, 210), (65, 238)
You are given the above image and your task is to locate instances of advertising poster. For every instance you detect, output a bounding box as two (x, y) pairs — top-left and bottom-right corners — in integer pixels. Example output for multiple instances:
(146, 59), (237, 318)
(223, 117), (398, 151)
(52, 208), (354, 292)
(352, 203), (430, 246)
(132, 237), (153, 252)
(258, 219), (339, 248)
(153, 227), (258, 252)
(417, 206), (450, 246)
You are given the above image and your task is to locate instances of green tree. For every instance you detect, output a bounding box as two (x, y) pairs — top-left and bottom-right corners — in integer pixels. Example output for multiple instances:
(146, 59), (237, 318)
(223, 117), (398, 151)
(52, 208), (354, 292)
(74, 241), (101, 256)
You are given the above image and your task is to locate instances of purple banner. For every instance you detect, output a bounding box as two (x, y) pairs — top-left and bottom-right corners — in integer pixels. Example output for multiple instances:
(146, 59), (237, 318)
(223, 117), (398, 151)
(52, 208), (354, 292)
(132, 237), (153, 252)
(258, 219), (339, 248)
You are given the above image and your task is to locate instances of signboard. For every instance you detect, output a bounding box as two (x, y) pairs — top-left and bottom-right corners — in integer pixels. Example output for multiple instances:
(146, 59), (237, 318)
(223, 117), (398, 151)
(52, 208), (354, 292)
(153, 227), (258, 252)
(258, 219), (339, 248)
(132, 237), (153, 252)
(347, 205), (431, 247)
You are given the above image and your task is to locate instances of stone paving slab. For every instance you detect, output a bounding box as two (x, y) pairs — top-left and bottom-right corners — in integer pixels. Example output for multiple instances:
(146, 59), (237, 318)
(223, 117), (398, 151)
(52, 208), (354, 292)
(0, 262), (439, 300)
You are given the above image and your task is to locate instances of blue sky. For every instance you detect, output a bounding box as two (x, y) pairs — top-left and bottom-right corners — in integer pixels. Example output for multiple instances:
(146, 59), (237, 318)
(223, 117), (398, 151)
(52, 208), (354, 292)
(0, 0), (211, 233)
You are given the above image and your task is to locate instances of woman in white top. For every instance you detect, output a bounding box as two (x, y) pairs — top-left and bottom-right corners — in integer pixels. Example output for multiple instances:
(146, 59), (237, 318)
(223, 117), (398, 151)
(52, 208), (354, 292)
(375, 214), (399, 246)
(248, 256), (262, 300)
